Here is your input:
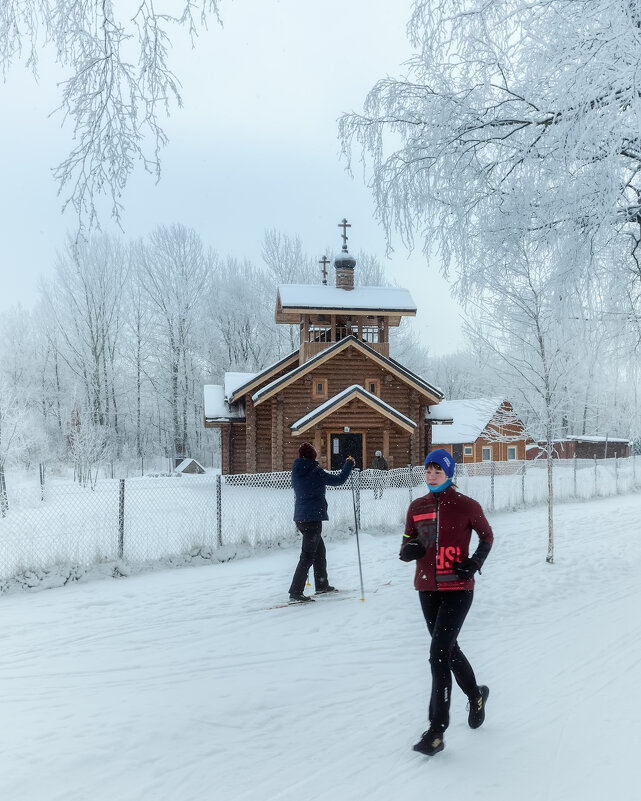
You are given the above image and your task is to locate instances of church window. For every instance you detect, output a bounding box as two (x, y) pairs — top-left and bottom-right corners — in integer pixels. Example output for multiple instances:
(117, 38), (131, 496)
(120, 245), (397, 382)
(365, 378), (380, 396)
(313, 378), (328, 400)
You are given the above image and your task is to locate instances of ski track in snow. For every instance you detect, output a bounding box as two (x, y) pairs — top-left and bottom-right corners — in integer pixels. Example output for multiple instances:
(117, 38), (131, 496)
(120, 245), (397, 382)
(0, 493), (640, 800)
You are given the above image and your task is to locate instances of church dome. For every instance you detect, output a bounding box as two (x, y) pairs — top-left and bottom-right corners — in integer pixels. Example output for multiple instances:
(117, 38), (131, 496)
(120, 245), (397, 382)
(334, 250), (356, 270)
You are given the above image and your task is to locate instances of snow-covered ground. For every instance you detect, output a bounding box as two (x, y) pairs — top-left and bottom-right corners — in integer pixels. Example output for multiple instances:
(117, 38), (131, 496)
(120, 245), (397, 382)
(1, 491), (639, 801)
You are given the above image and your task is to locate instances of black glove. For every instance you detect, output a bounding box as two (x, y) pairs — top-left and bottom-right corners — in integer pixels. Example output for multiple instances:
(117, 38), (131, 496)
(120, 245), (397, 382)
(452, 558), (480, 580)
(399, 540), (426, 562)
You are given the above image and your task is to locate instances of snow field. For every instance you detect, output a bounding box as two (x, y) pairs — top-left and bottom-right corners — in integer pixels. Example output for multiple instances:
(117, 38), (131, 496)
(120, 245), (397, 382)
(0, 492), (639, 800)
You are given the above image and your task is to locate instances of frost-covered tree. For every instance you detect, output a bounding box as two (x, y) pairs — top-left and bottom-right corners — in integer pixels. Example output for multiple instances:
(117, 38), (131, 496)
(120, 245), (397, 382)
(463, 236), (591, 563)
(136, 224), (212, 459)
(205, 256), (277, 371)
(339, 0), (641, 305)
(261, 230), (319, 353)
(424, 350), (489, 401)
(66, 404), (108, 488)
(44, 234), (129, 442)
(0, 0), (222, 228)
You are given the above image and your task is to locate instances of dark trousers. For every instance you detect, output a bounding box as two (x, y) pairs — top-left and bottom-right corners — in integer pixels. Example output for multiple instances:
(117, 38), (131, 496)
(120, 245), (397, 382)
(419, 590), (478, 732)
(289, 521), (329, 595)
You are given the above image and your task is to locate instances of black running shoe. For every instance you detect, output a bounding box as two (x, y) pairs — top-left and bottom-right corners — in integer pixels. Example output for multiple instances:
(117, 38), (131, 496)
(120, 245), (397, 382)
(288, 593), (315, 604)
(412, 729), (445, 756)
(468, 685), (489, 729)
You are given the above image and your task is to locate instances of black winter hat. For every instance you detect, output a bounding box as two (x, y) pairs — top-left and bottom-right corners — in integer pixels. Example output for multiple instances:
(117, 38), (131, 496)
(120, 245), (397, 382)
(298, 442), (317, 460)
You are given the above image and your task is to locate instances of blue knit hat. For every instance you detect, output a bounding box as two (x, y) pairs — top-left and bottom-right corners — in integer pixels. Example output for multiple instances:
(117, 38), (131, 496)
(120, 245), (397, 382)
(424, 448), (455, 479)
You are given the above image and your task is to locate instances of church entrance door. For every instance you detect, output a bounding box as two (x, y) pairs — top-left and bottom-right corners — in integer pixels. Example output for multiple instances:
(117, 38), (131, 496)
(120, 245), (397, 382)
(330, 432), (363, 470)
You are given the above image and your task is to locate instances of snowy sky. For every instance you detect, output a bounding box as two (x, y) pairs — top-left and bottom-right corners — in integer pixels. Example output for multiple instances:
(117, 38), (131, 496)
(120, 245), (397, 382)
(0, 0), (464, 353)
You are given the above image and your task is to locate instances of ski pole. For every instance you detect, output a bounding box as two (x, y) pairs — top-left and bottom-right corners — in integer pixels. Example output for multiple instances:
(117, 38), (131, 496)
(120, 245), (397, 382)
(350, 470), (365, 601)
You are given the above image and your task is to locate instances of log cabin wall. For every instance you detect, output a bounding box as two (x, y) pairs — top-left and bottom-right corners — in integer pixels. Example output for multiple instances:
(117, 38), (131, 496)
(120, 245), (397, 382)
(210, 345), (439, 474)
(230, 424), (247, 475)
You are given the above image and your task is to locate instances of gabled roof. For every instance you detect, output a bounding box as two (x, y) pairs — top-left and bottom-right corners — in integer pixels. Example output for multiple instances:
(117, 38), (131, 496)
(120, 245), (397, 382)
(291, 385), (416, 435)
(276, 284), (416, 324)
(226, 350), (299, 404)
(174, 458), (206, 474)
(427, 398), (513, 445)
(251, 335), (443, 406)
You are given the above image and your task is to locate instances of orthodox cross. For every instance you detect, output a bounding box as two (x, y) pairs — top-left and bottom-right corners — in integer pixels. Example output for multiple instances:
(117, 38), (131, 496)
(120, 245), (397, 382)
(319, 255), (330, 285)
(338, 218), (351, 251)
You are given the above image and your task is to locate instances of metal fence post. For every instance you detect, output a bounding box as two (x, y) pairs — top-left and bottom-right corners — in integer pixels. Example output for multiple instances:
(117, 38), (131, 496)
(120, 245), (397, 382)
(118, 478), (125, 558)
(0, 464), (8, 518)
(521, 460), (526, 506)
(490, 461), (495, 511)
(407, 464), (413, 503)
(216, 474), (223, 547)
(615, 453), (618, 493)
(573, 453), (577, 497)
(39, 462), (46, 502)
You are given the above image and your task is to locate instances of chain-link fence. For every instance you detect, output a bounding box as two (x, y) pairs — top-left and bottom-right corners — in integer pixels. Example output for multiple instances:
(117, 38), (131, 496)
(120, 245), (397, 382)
(0, 456), (638, 590)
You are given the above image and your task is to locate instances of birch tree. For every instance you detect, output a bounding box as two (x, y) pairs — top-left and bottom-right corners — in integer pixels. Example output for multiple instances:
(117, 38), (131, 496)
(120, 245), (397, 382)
(339, 0), (641, 306)
(44, 234), (129, 443)
(464, 239), (589, 563)
(205, 256), (276, 371)
(137, 224), (212, 459)
(0, 1), (222, 228)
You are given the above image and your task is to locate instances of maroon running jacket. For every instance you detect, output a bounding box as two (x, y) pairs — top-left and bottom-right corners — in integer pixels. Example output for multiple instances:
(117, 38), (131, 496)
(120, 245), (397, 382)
(401, 486), (494, 591)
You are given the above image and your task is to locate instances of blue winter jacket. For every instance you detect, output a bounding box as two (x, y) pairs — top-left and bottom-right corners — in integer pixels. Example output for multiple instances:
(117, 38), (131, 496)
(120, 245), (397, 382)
(292, 457), (354, 522)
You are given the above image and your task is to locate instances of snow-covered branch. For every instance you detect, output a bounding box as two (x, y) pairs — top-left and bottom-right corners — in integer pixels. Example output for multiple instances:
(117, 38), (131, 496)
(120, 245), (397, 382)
(0, 0), (222, 229)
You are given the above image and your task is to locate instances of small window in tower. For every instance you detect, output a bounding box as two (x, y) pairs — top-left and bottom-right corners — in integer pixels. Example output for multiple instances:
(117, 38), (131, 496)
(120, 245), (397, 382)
(362, 325), (379, 343)
(313, 377), (328, 400)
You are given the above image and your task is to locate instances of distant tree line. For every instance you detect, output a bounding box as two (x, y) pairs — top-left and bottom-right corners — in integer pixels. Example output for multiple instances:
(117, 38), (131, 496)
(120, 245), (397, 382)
(1, 221), (639, 480)
(0, 224), (427, 472)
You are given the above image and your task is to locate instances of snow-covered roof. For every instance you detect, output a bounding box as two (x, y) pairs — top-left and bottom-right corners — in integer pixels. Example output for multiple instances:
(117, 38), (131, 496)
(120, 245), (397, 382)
(425, 404), (454, 423)
(203, 384), (245, 421)
(277, 284), (416, 313)
(427, 398), (506, 445)
(291, 384), (416, 433)
(565, 435), (630, 444)
(224, 372), (258, 399)
(174, 458), (205, 474)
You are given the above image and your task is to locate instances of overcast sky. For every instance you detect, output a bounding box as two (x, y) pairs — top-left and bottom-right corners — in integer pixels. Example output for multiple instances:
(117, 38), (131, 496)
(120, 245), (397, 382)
(0, 0), (464, 354)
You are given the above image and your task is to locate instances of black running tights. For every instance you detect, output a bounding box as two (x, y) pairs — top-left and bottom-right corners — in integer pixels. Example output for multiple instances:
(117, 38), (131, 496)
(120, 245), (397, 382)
(419, 590), (478, 732)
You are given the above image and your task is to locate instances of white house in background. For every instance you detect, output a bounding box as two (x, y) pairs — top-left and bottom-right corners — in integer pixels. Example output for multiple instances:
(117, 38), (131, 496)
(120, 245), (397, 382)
(426, 397), (531, 463)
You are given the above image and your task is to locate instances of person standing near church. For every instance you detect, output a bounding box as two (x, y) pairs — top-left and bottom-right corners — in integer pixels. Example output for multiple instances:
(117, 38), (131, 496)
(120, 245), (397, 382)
(399, 448), (493, 756)
(288, 443), (355, 604)
(370, 449), (388, 498)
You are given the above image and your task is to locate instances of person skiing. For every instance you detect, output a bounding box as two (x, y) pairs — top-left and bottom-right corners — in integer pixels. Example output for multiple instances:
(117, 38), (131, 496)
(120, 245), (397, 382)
(399, 448), (493, 756)
(369, 450), (388, 499)
(288, 442), (355, 604)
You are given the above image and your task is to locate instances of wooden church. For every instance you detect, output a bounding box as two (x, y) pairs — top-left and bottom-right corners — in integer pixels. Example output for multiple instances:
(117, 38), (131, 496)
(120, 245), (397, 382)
(203, 220), (446, 475)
